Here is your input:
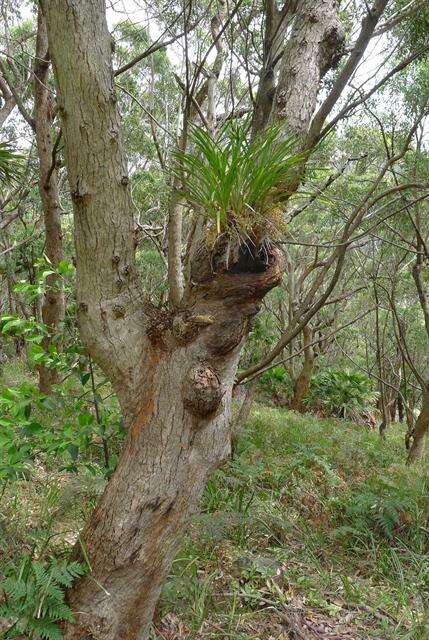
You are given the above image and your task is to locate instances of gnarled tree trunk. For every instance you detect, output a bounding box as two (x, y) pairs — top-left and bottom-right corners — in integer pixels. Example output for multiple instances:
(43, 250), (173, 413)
(40, 0), (361, 636)
(42, 3), (284, 638)
(65, 256), (282, 639)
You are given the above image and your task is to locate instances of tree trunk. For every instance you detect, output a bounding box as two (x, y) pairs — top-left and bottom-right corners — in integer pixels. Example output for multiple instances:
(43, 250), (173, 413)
(407, 383), (429, 464)
(40, 0), (347, 636)
(389, 395), (397, 422)
(231, 376), (258, 454)
(62, 260), (283, 639)
(373, 284), (390, 437)
(272, 0), (344, 134)
(405, 397), (415, 450)
(44, 7), (283, 637)
(397, 392), (404, 422)
(34, 11), (65, 393)
(290, 326), (314, 413)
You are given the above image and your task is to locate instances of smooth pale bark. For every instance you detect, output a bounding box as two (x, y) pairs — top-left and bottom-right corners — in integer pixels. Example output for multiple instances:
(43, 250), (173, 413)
(42, 0), (146, 420)
(34, 12), (65, 393)
(407, 383), (429, 464)
(290, 326), (314, 413)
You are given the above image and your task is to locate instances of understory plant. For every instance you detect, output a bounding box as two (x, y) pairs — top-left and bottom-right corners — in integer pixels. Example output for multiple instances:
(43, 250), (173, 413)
(305, 368), (378, 420)
(0, 142), (23, 186)
(0, 555), (85, 639)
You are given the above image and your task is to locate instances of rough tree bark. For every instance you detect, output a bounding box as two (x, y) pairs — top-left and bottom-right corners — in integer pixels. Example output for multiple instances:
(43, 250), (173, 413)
(40, 0), (357, 637)
(290, 326), (314, 413)
(407, 381), (429, 464)
(272, 0), (344, 134)
(34, 11), (65, 393)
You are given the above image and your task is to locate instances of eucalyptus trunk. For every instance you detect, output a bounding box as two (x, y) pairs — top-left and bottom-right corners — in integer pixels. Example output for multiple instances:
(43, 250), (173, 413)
(41, 0), (346, 637)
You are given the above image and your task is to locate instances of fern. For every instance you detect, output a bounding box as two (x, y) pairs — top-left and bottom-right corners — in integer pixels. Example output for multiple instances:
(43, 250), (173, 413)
(0, 555), (86, 639)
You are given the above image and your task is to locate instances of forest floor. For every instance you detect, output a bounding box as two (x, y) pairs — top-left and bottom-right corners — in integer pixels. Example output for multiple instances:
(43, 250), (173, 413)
(0, 368), (428, 639)
(152, 407), (428, 640)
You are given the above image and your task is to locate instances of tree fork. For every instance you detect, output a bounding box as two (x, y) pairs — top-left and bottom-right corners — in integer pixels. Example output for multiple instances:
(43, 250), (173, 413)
(40, 0), (357, 636)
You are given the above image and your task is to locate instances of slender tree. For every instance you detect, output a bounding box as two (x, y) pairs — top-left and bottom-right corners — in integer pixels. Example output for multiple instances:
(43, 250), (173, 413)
(34, 11), (65, 392)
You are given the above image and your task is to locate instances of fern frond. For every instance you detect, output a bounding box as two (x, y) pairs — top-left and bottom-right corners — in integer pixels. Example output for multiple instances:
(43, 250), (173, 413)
(28, 618), (64, 640)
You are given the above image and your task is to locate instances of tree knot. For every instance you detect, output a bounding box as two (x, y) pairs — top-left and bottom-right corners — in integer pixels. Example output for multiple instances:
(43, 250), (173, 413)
(146, 312), (172, 350)
(183, 363), (222, 417)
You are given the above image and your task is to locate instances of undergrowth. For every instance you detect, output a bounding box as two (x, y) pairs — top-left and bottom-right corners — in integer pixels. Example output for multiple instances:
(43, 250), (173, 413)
(155, 406), (428, 639)
(0, 389), (427, 639)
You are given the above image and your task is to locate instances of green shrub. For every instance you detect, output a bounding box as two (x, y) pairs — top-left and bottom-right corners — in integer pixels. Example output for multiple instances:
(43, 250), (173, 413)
(0, 555), (85, 639)
(259, 365), (292, 400)
(305, 369), (377, 419)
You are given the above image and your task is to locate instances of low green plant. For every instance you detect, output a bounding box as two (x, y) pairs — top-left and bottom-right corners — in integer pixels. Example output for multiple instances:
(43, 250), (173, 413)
(0, 555), (85, 639)
(305, 368), (377, 419)
(259, 365), (292, 401)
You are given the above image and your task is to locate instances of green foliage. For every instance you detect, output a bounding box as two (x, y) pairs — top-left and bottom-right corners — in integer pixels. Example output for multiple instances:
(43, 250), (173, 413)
(157, 406), (428, 638)
(0, 377), (124, 480)
(0, 312), (125, 481)
(0, 555), (85, 639)
(334, 484), (412, 541)
(0, 142), (23, 186)
(174, 122), (305, 237)
(305, 369), (378, 419)
(259, 365), (292, 399)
